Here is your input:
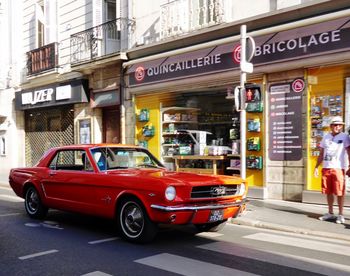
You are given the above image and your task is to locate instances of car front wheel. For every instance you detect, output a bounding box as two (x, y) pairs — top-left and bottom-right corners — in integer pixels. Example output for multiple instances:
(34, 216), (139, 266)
(24, 186), (48, 219)
(117, 198), (157, 243)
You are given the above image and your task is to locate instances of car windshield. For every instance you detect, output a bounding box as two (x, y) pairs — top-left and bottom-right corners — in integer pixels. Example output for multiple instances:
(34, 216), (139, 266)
(90, 147), (164, 171)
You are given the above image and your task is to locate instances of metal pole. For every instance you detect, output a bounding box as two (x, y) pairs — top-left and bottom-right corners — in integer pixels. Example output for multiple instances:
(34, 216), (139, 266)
(240, 25), (247, 180)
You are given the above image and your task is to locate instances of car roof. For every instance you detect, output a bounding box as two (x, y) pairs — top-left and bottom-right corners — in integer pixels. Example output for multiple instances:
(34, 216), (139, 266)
(52, 144), (141, 150)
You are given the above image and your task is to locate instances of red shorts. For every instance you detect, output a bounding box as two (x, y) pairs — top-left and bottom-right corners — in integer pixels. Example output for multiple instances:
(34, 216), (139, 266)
(321, 168), (345, 196)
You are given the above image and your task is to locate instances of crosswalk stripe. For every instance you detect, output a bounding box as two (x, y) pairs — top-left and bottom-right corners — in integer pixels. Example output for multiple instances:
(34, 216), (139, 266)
(196, 232), (224, 238)
(81, 271), (113, 276)
(135, 253), (258, 276)
(0, 194), (24, 202)
(198, 241), (350, 275)
(244, 232), (350, 256)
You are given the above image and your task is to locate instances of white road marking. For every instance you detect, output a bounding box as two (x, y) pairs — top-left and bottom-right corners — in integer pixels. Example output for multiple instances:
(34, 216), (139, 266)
(19, 249), (58, 260)
(41, 221), (64, 230)
(0, 194), (24, 202)
(198, 241), (350, 275)
(88, 237), (119, 244)
(0, 212), (21, 217)
(196, 232), (224, 238)
(135, 253), (258, 276)
(226, 223), (350, 246)
(25, 223), (41, 227)
(81, 272), (113, 276)
(244, 232), (350, 256)
(0, 186), (12, 191)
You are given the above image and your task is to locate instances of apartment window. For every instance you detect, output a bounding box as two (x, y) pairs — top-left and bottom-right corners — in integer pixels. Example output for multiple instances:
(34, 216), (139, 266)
(105, 0), (118, 39)
(105, 0), (116, 21)
(0, 135), (6, 156)
(35, 0), (57, 47)
(35, 3), (45, 47)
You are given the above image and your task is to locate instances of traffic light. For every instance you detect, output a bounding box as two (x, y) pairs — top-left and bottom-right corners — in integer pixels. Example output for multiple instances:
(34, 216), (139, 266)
(244, 83), (261, 103)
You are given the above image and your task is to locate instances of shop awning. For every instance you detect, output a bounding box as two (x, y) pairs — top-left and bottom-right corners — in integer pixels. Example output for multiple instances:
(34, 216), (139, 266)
(15, 79), (89, 111)
(91, 90), (120, 108)
(126, 16), (350, 88)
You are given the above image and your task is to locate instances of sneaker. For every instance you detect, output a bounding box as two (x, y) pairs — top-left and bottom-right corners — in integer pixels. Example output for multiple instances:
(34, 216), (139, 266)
(336, 215), (345, 224)
(319, 213), (336, 221)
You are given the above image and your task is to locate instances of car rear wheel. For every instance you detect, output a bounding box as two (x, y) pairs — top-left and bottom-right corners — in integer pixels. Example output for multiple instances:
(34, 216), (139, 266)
(195, 220), (227, 232)
(117, 198), (157, 243)
(24, 186), (48, 219)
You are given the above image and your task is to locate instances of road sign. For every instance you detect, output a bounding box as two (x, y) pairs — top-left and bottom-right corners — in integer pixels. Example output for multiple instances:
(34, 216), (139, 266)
(232, 37), (255, 66)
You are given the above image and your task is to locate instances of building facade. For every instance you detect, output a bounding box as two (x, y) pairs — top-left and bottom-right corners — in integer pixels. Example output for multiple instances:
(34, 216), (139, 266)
(2, 0), (350, 205)
(2, 0), (133, 178)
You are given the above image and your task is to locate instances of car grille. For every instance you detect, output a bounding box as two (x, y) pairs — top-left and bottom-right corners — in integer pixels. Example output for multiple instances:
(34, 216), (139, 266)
(191, 185), (240, 199)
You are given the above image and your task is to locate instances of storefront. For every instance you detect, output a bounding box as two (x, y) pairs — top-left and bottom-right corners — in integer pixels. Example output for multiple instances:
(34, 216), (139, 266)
(124, 14), (350, 203)
(15, 79), (89, 166)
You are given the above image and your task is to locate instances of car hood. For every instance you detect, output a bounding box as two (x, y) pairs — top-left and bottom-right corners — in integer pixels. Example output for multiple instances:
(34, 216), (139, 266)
(106, 168), (243, 186)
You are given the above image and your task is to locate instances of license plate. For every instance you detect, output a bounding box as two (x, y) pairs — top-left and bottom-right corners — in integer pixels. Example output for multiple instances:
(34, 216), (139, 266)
(208, 209), (223, 222)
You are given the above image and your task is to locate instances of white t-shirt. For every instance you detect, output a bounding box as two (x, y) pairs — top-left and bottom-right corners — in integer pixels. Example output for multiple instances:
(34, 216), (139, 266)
(320, 132), (350, 169)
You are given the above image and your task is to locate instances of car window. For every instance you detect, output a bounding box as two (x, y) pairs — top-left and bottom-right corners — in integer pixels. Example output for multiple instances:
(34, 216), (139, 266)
(49, 150), (93, 171)
(90, 148), (108, 171)
(90, 147), (163, 171)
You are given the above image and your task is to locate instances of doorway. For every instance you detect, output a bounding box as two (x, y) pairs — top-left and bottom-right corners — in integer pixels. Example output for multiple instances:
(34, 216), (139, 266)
(103, 106), (120, 143)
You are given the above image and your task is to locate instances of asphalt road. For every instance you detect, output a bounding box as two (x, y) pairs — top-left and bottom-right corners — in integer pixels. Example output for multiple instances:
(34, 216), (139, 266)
(1, 186), (350, 276)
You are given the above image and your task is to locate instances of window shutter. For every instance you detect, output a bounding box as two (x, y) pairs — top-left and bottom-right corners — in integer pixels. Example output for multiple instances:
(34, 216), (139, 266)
(93, 0), (103, 26)
(93, 0), (103, 38)
(44, 0), (57, 44)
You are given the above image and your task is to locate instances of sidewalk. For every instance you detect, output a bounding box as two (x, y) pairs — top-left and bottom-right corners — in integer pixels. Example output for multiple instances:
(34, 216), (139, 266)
(230, 198), (350, 242)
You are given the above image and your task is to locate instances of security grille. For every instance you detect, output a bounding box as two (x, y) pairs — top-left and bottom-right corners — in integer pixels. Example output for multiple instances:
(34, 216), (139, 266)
(25, 106), (74, 167)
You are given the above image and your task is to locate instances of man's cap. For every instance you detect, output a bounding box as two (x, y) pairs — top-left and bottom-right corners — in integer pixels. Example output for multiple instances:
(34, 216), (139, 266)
(330, 116), (345, 125)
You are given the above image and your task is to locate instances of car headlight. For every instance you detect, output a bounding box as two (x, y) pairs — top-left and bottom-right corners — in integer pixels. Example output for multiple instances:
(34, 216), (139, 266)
(165, 186), (176, 201)
(239, 183), (246, 196)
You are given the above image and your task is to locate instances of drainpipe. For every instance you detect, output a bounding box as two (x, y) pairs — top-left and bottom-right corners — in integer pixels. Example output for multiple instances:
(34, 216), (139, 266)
(120, 63), (126, 144)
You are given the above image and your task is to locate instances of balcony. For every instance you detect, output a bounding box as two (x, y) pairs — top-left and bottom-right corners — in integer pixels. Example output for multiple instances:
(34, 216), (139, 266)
(160, 0), (225, 39)
(26, 42), (58, 76)
(70, 18), (133, 65)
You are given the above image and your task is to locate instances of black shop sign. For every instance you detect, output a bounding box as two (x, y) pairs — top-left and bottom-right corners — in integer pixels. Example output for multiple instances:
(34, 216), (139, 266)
(268, 79), (304, 161)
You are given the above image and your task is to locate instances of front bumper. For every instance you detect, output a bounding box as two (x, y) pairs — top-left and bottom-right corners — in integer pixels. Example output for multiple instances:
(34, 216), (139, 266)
(151, 198), (246, 212)
(149, 198), (247, 224)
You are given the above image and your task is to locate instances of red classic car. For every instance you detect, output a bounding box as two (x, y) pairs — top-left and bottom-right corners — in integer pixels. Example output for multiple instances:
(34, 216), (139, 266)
(9, 144), (247, 243)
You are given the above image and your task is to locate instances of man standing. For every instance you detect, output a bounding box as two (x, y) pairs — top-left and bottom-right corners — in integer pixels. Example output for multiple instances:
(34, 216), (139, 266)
(314, 116), (350, 224)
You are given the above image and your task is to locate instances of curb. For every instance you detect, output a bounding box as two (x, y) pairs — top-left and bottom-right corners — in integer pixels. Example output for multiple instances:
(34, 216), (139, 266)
(228, 217), (350, 242)
(0, 182), (9, 188)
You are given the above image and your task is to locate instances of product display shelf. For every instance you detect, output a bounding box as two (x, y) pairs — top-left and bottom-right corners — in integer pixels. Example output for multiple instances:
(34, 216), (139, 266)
(160, 106), (200, 166)
(172, 155), (226, 175)
(226, 153), (241, 172)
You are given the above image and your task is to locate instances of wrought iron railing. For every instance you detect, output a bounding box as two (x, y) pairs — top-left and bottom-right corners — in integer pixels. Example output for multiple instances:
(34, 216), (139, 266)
(160, 0), (225, 40)
(26, 42), (58, 76)
(70, 18), (133, 64)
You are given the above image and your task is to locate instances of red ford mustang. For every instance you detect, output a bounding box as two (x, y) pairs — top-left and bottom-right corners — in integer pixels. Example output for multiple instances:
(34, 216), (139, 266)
(9, 144), (247, 243)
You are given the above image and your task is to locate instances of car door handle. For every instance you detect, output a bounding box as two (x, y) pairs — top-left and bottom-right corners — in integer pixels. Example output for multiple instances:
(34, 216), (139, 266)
(49, 171), (57, 176)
